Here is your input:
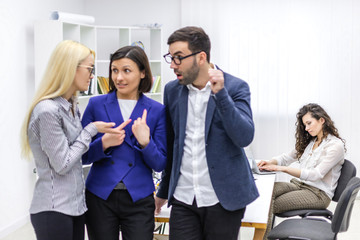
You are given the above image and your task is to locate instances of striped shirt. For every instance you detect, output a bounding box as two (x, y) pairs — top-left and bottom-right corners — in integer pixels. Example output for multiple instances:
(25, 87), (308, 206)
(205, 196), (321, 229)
(28, 96), (98, 216)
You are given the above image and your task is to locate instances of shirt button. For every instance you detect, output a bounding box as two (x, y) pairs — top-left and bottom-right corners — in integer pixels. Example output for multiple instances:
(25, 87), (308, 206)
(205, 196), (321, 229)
(128, 163), (133, 167)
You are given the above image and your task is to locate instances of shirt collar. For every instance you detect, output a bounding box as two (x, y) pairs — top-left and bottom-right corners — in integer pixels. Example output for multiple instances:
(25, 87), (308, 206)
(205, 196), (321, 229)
(54, 96), (75, 112)
(187, 81), (212, 93)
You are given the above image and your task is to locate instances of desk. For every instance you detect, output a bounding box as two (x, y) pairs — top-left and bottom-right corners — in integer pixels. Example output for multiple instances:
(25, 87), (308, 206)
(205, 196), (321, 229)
(241, 174), (276, 239)
(155, 174), (276, 240)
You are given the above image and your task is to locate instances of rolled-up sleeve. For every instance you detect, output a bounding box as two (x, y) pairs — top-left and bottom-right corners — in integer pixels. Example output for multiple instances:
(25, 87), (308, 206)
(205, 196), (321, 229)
(273, 149), (298, 166)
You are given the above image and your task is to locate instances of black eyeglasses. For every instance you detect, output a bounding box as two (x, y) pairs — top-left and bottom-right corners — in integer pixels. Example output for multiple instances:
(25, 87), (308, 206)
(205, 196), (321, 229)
(78, 65), (95, 76)
(163, 51), (202, 65)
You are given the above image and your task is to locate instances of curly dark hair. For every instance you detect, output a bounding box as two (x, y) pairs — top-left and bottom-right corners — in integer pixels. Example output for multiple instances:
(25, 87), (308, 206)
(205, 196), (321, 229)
(295, 103), (346, 159)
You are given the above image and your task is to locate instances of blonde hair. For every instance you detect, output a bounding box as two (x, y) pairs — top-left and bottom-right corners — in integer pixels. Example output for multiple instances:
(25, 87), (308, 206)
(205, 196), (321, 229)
(21, 40), (95, 159)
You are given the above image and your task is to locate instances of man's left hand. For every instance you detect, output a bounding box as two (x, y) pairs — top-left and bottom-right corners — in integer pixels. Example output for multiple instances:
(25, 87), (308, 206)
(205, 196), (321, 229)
(208, 68), (224, 94)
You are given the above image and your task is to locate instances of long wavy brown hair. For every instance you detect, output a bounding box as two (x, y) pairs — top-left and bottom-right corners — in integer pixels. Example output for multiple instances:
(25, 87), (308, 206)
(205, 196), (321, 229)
(295, 103), (346, 159)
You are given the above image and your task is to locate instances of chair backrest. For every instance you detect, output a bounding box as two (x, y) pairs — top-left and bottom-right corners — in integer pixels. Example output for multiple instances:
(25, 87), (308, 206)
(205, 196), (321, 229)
(333, 159), (357, 202)
(332, 177), (360, 234)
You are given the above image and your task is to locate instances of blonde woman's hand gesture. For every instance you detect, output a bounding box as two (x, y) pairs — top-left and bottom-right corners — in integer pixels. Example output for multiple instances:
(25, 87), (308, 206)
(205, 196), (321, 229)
(95, 119), (132, 151)
(93, 121), (128, 134)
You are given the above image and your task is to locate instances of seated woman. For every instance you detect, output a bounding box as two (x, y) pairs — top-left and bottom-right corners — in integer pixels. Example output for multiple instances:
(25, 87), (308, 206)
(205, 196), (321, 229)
(257, 103), (346, 239)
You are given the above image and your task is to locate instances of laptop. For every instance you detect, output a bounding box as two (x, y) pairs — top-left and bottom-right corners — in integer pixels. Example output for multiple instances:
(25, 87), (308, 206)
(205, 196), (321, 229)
(250, 158), (276, 175)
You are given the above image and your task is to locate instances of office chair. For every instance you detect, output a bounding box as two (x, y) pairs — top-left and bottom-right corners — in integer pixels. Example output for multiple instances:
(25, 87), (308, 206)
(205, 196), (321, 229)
(267, 176), (360, 240)
(272, 159), (356, 226)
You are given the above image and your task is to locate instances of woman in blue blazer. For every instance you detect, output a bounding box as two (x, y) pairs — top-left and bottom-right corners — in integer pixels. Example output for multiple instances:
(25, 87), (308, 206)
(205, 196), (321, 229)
(81, 46), (167, 240)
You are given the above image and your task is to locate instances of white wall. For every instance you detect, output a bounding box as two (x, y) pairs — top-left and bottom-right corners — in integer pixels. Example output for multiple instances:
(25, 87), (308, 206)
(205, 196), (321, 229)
(4, 0), (359, 237)
(84, 0), (182, 88)
(180, 0), (360, 175)
(0, 0), (86, 237)
(0, 0), (181, 237)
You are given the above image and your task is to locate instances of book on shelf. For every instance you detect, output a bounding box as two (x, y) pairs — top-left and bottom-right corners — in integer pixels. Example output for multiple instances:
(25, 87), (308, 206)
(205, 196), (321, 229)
(97, 76), (110, 94)
(150, 75), (161, 93)
(80, 78), (94, 96)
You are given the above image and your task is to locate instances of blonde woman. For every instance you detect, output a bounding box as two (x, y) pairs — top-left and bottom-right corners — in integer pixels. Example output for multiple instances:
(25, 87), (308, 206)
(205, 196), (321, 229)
(21, 40), (125, 240)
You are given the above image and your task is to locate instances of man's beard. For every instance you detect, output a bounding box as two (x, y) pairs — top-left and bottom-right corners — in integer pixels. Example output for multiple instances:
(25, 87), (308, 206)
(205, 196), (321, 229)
(178, 59), (200, 85)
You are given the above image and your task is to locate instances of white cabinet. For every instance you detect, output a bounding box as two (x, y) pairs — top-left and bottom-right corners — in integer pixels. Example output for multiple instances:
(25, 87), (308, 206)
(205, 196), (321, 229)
(34, 20), (163, 113)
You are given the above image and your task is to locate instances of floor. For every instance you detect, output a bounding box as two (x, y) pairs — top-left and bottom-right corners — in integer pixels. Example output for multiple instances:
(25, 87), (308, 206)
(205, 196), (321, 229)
(2, 199), (360, 240)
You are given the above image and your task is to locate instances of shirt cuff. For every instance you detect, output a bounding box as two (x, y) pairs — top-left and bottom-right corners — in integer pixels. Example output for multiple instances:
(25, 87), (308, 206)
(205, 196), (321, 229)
(84, 122), (98, 137)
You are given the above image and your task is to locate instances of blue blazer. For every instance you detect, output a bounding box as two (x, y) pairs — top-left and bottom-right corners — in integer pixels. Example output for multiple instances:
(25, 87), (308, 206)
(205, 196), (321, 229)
(81, 91), (167, 202)
(157, 69), (259, 211)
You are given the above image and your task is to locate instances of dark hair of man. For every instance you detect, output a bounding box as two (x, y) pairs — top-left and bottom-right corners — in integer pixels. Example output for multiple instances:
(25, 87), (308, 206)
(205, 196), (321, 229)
(108, 46), (152, 93)
(167, 26), (211, 62)
(295, 103), (346, 159)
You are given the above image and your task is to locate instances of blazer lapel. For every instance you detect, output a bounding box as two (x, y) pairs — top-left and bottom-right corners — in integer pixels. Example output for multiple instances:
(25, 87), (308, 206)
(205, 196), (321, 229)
(178, 86), (188, 157)
(205, 67), (224, 142)
(205, 95), (216, 142)
(130, 94), (150, 120)
(104, 91), (124, 125)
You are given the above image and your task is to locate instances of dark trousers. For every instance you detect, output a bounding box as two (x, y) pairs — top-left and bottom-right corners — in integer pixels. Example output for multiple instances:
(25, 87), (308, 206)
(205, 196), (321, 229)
(30, 211), (85, 240)
(169, 198), (245, 240)
(85, 189), (155, 240)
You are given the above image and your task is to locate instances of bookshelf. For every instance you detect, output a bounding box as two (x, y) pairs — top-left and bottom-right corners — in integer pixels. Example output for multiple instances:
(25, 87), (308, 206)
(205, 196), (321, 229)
(34, 20), (163, 113)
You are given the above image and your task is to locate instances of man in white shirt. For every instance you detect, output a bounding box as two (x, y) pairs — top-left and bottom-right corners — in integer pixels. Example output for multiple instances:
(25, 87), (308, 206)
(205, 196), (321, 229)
(155, 26), (259, 240)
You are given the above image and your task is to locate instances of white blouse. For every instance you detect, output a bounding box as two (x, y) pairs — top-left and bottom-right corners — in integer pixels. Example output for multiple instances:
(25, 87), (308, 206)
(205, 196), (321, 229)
(273, 134), (345, 199)
(117, 99), (137, 121)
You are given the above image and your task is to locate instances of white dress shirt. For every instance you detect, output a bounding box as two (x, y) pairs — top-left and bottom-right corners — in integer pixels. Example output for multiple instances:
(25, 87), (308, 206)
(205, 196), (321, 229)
(173, 81), (220, 207)
(273, 134), (345, 199)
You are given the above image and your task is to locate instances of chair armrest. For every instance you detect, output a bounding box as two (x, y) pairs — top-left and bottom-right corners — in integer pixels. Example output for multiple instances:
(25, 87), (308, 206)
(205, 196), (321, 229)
(276, 209), (316, 218)
(288, 237), (311, 240)
(303, 209), (333, 220)
(276, 208), (333, 220)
